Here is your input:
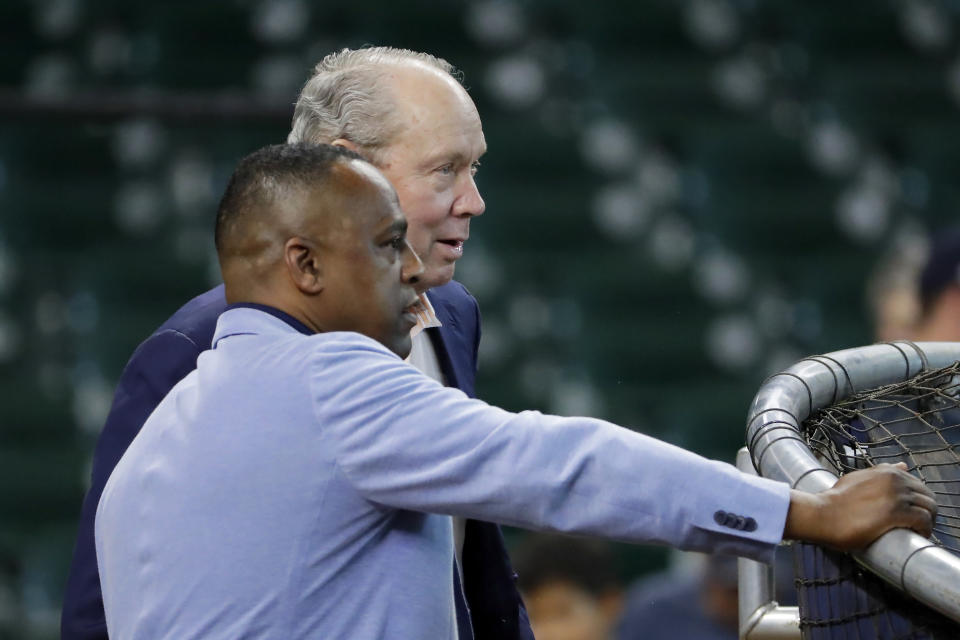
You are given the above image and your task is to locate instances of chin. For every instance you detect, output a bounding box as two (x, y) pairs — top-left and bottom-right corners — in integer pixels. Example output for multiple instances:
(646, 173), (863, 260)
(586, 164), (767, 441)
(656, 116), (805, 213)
(391, 335), (413, 359)
(423, 264), (457, 290)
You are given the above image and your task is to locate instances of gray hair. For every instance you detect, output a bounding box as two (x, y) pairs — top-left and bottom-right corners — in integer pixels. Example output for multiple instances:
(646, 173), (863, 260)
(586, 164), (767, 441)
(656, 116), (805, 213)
(287, 47), (459, 165)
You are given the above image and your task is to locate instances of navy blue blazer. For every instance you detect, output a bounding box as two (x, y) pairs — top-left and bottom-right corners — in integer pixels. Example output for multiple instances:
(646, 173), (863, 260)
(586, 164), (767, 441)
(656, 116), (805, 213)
(62, 281), (533, 640)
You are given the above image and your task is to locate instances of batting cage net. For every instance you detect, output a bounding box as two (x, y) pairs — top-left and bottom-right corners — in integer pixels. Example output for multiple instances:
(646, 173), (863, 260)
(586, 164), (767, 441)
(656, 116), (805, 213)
(795, 361), (960, 639)
(743, 342), (960, 639)
(804, 362), (960, 555)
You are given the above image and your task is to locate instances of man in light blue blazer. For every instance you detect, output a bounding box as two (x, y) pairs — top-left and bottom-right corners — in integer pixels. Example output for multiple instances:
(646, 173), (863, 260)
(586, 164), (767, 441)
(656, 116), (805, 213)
(96, 144), (937, 639)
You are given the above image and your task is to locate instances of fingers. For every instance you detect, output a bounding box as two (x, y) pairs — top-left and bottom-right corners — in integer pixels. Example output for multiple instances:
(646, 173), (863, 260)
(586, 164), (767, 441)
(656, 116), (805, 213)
(888, 463), (930, 493)
(882, 462), (937, 511)
(811, 462), (941, 550)
(872, 462), (935, 501)
(906, 491), (938, 517)
(905, 505), (935, 538)
(898, 488), (937, 538)
(863, 463), (938, 539)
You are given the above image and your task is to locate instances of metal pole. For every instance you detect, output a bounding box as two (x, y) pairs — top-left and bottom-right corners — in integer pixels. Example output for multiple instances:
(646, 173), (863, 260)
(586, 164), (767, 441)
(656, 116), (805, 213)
(736, 447), (801, 640)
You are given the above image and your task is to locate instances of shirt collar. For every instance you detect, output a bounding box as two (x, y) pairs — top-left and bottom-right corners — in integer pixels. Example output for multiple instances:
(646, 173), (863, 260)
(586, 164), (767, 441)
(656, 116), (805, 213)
(224, 303), (314, 336)
(218, 296), (441, 344)
(410, 292), (442, 339)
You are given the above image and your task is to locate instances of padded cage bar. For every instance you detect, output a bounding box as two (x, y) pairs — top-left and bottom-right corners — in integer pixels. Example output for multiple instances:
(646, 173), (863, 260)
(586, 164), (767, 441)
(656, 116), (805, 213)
(745, 342), (960, 625)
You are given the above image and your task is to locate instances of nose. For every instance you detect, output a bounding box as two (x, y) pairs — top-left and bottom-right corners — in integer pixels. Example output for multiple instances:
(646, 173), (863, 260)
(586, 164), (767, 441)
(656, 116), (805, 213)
(401, 239), (425, 285)
(453, 173), (485, 218)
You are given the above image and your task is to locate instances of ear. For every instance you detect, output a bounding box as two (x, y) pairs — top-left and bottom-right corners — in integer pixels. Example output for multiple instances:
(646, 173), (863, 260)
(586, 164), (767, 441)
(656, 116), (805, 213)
(331, 138), (361, 153)
(284, 236), (324, 294)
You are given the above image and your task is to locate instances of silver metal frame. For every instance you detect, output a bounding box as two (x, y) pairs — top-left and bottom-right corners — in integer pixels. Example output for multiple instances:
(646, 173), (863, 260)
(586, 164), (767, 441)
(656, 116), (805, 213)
(739, 341), (960, 638)
(737, 448), (800, 639)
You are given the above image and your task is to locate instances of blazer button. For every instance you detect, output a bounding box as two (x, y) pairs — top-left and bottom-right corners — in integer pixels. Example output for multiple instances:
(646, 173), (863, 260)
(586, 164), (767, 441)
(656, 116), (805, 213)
(714, 510), (727, 525)
(744, 517), (757, 532)
(723, 513), (739, 528)
(734, 516), (746, 530)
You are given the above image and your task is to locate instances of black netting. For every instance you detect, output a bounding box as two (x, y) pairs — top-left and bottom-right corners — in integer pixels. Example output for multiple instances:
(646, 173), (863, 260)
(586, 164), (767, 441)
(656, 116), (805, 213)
(804, 362), (960, 554)
(792, 543), (956, 639)
(792, 362), (960, 638)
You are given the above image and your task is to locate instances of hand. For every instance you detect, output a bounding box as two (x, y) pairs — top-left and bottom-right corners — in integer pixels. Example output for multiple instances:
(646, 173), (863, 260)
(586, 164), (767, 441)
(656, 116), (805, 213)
(783, 462), (937, 551)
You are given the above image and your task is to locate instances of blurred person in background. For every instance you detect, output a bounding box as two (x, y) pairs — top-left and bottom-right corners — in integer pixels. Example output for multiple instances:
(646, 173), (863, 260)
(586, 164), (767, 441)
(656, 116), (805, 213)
(868, 233), (927, 342)
(868, 227), (960, 343)
(62, 46), (532, 640)
(513, 534), (623, 640)
(912, 227), (960, 342)
(617, 549), (796, 640)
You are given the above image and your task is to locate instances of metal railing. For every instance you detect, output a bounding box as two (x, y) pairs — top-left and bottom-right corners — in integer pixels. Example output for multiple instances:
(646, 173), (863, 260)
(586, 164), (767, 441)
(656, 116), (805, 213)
(737, 447), (800, 640)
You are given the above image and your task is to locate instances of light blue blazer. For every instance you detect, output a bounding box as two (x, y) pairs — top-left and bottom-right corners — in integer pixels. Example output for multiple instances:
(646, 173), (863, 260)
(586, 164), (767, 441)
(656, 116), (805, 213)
(96, 307), (790, 639)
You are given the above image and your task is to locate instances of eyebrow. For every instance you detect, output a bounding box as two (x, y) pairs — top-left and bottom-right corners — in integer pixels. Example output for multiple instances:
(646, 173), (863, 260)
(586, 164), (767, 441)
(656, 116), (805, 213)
(421, 148), (486, 170)
(379, 219), (408, 236)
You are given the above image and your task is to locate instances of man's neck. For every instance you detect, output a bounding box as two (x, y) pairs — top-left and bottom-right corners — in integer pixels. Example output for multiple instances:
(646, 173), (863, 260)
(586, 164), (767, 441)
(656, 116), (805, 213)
(225, 302), (316, 336)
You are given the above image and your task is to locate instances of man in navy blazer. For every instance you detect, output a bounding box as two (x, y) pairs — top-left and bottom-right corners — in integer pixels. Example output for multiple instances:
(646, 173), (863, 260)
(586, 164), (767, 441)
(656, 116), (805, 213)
(62, 47), (531, 639)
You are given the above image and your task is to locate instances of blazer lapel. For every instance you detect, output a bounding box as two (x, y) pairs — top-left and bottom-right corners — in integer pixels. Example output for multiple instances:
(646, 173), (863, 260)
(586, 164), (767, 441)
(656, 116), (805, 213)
(426, 327), (461, 391)
(425, 291), (469, 395)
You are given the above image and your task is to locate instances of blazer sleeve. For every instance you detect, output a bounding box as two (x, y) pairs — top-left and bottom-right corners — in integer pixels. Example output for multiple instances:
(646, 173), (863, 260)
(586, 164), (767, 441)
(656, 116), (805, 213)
(311, 335), (791, 564)
(61, 330), (204, 640)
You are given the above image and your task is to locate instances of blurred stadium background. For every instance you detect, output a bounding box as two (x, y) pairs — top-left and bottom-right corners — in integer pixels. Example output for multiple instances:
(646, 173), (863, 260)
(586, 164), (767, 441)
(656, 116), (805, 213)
(3, 0), (960, 637)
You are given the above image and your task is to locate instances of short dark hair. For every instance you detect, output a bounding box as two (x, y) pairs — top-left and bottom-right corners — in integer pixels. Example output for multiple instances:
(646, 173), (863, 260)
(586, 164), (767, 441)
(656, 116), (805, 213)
(214, 143), (364, 255)
(513, 533), (620, 597)
(919, 227), (960, 315)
